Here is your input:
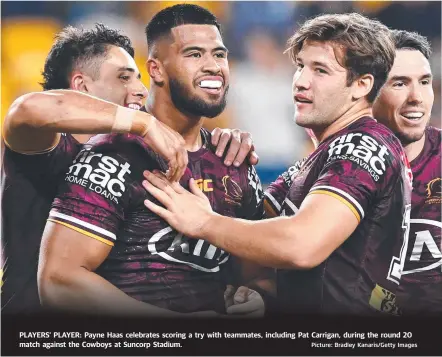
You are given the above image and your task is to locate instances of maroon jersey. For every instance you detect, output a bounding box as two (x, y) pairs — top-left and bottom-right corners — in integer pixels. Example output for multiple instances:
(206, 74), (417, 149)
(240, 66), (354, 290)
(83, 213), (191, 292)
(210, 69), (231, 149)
(264, 157), (307, 216)
(275, 117), (412, 315)
(1, 134), (82, 313)
(49, 129), (263, 313)
(396, 126), (442, 314)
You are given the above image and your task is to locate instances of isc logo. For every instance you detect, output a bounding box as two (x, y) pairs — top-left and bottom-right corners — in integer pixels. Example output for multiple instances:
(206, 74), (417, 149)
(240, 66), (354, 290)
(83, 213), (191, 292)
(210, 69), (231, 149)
(195, 179), (213, 192)
(65, 149), (131, 203)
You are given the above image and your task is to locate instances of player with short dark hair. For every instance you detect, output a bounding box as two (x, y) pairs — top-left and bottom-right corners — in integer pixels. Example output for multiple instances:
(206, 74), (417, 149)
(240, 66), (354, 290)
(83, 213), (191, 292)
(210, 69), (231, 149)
(142, 13), (412, 315)
(39, 4), (267, 317)
(373, 30), (441, 315)
(2, 22), (252, 314)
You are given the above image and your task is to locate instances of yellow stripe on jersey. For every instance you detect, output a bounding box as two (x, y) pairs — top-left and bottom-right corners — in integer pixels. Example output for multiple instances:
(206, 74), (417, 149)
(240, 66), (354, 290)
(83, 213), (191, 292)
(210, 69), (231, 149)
(263, 198), (279, 218)
(308, 190), (361, 223)
(47, 219), (114, 247)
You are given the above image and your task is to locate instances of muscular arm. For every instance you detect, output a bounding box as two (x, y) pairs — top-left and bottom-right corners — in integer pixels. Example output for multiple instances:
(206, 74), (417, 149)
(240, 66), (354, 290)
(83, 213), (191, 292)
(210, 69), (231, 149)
(3, 90), (150, 153)
(201, 193), (358, 269)
(38, 221), (180, 317)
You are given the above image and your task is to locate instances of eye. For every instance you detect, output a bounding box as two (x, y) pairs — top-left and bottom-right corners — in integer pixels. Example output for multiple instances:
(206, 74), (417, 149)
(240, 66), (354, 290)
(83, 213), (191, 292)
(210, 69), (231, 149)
(392, 81), (405, 88)
(315, 68), (328, 74)
(120, 75), (130, 81)
(421, 79), (431, 85)
(187, 52), (202, 58)
(215, 52), (226, 59)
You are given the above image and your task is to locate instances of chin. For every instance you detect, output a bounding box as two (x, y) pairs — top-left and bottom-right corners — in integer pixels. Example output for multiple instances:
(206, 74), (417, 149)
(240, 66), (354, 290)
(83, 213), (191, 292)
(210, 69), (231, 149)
(398, 128), (426, 145)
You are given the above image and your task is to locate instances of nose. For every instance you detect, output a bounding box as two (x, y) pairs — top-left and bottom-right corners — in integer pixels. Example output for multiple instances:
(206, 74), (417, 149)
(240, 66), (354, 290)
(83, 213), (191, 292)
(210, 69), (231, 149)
(407, 82), (423, 105)
(202, 54), (222, 74)
(293, 67), (311, 91)
(132, 80), (148, 101)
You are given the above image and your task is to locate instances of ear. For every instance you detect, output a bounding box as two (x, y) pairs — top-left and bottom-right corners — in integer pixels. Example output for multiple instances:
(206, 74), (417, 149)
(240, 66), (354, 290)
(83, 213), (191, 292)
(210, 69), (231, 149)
(71, 72), (89, 93)
(352, 74), (374, 101)
(146, 58), (165, 86)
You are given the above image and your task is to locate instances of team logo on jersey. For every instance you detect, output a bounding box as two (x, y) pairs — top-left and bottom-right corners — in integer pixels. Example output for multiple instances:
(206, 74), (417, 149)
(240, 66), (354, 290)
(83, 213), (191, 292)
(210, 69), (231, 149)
(222, 176), (242, 206)
(425, 178), (441, 205)
(327, 133), (390, 182)
(65, 149), (131, 204)
(369, 284), (401, 316)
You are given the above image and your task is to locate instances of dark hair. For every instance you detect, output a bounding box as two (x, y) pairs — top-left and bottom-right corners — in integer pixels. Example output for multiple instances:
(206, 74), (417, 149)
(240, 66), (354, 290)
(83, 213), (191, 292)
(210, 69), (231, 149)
(145, 4), (221, 55)
(391, 29), (432, 59)
(41, 23), (134, 90)
(286, 13), (395, 102)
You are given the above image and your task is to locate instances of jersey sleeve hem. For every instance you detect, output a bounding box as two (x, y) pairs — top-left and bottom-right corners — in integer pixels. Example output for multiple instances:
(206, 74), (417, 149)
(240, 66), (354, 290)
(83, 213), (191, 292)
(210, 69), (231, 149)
(48, 210), (116, 246)
(309, 185), (363, 223)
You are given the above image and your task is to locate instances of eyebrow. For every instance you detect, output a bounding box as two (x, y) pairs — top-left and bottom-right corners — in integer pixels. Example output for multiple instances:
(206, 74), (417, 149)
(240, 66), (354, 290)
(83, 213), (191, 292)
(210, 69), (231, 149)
(117, 66), (141, 79)
(295, 58), (332, 70)
(182, 46), (228, 54)
(390, 73), (432, 82)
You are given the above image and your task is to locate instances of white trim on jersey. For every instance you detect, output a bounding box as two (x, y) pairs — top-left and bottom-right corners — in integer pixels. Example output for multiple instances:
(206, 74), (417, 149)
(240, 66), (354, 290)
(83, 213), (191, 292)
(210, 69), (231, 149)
(311, 185), (365, 219)
(49, 211), (117, 241)
(264, 191), (281, 212)
(410, 219), (442, 229)
(284, 198), (299, 213)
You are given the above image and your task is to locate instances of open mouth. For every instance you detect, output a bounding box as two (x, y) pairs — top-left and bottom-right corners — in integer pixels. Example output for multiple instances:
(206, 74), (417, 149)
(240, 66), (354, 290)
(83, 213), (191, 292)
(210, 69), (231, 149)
(400, 111), (424, 122)
(197, 78), (223, 95)
(294, 95), (313, 104)
(126, 103), (142, 110)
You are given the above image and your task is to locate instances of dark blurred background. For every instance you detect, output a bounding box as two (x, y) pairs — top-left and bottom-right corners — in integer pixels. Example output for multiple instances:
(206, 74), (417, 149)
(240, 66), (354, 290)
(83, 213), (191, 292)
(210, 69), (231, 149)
(2, 1), (440, 184)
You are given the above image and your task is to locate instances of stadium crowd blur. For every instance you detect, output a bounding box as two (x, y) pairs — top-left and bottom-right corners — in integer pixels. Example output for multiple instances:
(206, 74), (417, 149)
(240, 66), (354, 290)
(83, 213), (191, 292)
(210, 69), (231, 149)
(2, 1), (441, 184)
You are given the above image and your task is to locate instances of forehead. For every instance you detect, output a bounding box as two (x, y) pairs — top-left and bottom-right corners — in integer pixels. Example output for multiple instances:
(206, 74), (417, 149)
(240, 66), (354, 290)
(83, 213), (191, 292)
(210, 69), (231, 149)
(389, 49), (431, 78)
(297, 40), (346, 71)
(170, 24), (224, 48)
(100, 46), (139, 71)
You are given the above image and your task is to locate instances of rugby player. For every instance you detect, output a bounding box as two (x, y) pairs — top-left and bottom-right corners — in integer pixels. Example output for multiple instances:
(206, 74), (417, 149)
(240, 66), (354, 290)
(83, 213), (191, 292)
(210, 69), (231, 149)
(2, 23), (255, 314)
(372, 30), (441, 315)
(39, 4), (267, 317)
(142, 13), (413, 315)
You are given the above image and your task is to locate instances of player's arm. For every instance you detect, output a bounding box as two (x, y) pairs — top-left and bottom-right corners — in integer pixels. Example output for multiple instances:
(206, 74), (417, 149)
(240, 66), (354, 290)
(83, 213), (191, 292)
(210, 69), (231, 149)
(143, 174), (359, 269)
(3, 90), (186, 181)
(38, 221), (182, 317)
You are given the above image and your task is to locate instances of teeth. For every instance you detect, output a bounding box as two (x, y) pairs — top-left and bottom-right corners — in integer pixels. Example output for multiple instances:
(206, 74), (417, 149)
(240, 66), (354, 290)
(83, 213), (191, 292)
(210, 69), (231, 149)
(128, 104), (141, 111)
(199, 80), (222, 89)
(402, 112), (423, 119)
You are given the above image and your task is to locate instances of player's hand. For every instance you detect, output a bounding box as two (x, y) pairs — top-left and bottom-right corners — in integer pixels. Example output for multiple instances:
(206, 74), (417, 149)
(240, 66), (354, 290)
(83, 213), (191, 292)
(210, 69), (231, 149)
(211, 128), (259, 166)
(187, 310), (220, 318)
(224, 285), (265, 318)
(142, 118), (188, 182)
(142, 170), (213, 238)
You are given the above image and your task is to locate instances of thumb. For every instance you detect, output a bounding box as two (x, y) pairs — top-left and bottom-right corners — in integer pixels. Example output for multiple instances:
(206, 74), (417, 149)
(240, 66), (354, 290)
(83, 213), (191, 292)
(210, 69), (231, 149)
(189, 178), (206, 199)
(234, 286), (250, 304)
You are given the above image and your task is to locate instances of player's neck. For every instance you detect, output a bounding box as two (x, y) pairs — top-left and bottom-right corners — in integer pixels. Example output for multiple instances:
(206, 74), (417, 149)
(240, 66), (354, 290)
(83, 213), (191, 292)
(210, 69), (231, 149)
(313, 103), (372, 143)
(403, 133), (426, 162)
(146, 92), (204, 152)
(72, 134), (94, 144)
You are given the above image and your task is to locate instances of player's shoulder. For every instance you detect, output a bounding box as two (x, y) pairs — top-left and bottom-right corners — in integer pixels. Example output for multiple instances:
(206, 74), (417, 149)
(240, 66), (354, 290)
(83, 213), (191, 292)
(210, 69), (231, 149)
(426, 126), (442, 148)
(83, 133), (163, 165)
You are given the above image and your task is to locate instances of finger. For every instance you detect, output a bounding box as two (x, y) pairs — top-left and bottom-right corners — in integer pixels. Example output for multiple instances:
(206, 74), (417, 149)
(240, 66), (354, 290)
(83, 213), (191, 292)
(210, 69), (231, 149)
(215, 131), (231, 158)
(188, 178), (207, 199)
(224, 131), (242, 166)
(232, 136), (252, 167)
(142, 180), (174, 207)
(145, 171), (179, 197)
(166, 154), (178, 182)
(172, 147), (188, 182)
(144, 199), (173, 221)
(248, 149), (259, 166)
(233, 286), (250, 304)
(224, 285), (235, 309)
(211, 127), (222, 146)
(227, 299), (262, 315)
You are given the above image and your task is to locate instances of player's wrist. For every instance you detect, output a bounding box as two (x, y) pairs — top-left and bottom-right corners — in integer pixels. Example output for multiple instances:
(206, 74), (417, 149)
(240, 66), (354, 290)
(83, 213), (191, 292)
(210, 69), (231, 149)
(111, 107), (154, 137)
(199, 212), (222, 242)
